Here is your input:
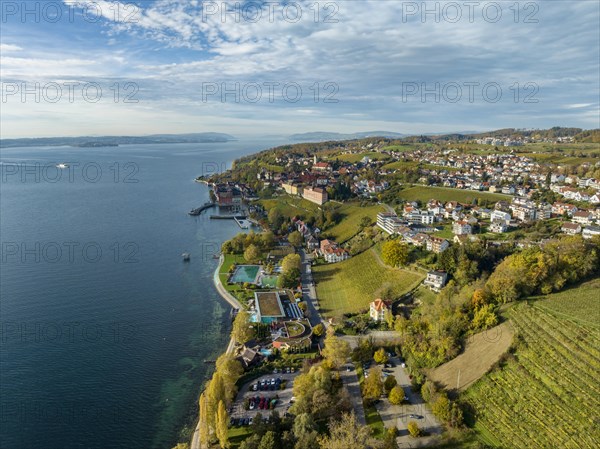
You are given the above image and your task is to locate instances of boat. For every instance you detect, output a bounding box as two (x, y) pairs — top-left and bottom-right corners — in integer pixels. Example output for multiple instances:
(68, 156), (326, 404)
(56, 163), (69, 169)
(181, 253), (191, 261)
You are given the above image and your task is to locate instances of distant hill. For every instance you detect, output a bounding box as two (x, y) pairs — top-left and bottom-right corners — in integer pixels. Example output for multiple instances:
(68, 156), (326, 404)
(289, 131), (409, 142)
(0, 133), (236, 148)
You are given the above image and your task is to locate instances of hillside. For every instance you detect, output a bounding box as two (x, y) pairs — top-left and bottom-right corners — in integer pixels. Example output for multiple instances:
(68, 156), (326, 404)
(463, 281), (600, 448)
(312, 246), (424, 319)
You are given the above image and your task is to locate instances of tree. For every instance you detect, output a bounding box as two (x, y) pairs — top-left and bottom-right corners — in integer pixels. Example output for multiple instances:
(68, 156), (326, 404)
(420, 380), (436, 403)
(471, 304), (498, 331)
(363, 366), (383, 400)
(282, 253), (302, 275)
(383, 375), (397, 393)
(381, 240), (409, 267)
(318, 412), (375, 449)
(359, 215), (372, 229)
(244, 244), (261, 263)
(232, 310), (255, 344)
(384, 310), (395, 330)
(432, 392), (451, 422)
(288, 231), (303, 247)
(215, 353), (244, 400)
(198, 393), (209, 447)
(216, 400), (229, 448)
(268, 208), (284, 229)
(260, 231), (276, 249)
(383, 427), (399, 449)
(388, 385), (404, 405)
(312, 323), (325, 337)
(321, 327), (351, 369)
(471, 288), (487, 308)
(407, 421), (421, 437)
(373, 348), (388, 364)
(258, 431), (277, 449)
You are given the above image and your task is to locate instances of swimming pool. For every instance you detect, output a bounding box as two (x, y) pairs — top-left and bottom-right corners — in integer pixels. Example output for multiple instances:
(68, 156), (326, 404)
(230, 265), (260, 283)
(260, 275), (279, 288)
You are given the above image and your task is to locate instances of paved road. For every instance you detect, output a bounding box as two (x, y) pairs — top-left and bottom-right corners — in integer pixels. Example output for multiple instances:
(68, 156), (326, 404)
(340, 366), (367, 426)
(375, 356), (443, 447)
(299, 249), (325, 329)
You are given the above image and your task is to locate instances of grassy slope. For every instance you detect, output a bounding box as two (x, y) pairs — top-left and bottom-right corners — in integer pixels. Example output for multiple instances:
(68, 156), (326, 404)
(398, 185), (510, 204)
(463, 281), (600, 448)
(312, 246), (424, 318)
(324, 203), (386, 243)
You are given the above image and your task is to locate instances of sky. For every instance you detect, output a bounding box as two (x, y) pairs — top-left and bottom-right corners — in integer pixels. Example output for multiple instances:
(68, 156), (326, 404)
(1, 0), (599, 138)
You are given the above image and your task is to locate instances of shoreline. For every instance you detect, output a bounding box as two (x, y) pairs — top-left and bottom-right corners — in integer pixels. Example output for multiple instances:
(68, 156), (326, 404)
(190, 254), (243, 449)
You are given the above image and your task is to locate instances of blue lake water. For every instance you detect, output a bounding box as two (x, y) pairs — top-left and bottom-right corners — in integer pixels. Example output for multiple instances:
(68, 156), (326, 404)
(0, 138), (286, 449)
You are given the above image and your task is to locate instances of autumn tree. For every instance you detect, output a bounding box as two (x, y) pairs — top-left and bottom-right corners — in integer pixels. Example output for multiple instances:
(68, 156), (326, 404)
(381, 240), (409, 267)
(288, 231), (303, 247)
(471, 304), (498, 331)
(232, 310), (255, 344)
(258, 431), (277, 449)
(244, 244), (261, 263)
(363, 366), (383, 401)
(373, 348), (388, 364)
(198, 393), (209, 447)
(268, 208), (284, 230)
(281, 253), (302, 275)
(312, 323), (325, 337)
(388, 385), (404, 405)
(215, 400), (229, 448)
(407, 421), (421, 437)
(318, 412), (376, 449)
(321, 327), (351, 369)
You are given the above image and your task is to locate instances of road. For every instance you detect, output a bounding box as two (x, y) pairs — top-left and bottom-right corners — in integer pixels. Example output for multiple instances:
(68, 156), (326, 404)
(299, 249), (325, 329)
(340, 366), (367, 425)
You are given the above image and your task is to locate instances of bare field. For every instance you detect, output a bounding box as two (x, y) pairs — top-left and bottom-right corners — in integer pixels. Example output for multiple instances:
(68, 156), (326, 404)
(426, 321), (514, 391)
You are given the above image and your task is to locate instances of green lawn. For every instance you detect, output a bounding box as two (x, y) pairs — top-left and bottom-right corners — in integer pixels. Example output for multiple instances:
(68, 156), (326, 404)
(364, 403), (385, 439)
(398, 185), (509, 204)
(324, 203), (386, 243)
(313, 246), (424, 318)
(219, 254), (248, 294)
(228, 426), (253, 448)
(462, 290), (600, 448)
(258, 195), (321, 221)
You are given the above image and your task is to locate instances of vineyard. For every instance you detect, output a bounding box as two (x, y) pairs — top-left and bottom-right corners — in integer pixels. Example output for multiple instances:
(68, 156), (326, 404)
(463, 296), (600, 448)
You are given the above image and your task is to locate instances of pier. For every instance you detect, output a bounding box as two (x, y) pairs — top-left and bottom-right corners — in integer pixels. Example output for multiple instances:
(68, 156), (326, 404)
(188, 202), (215, 216)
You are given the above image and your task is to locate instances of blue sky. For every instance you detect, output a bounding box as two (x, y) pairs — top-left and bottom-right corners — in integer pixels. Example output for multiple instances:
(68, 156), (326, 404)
(1, 0), (599, 138)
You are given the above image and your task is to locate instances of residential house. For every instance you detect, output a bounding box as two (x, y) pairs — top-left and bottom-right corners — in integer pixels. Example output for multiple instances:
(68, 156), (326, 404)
(320, 239), (350, 263)
(561, 222), (582, 235)
(369, 298), (391, 321)
(423, 270), (448, 292)
(572, 210), (593, 226)
(582, 226), (600, 240)
(452, 220), (472, 235)
(426, 237), (449, 253)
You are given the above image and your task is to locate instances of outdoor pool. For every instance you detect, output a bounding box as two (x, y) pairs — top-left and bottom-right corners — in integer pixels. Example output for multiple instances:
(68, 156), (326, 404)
(260, 275), (279, 288)
(230, 265), (260, 283)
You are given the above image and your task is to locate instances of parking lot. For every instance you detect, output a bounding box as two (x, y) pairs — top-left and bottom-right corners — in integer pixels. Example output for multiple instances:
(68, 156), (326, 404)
(229, 369), (299, 426)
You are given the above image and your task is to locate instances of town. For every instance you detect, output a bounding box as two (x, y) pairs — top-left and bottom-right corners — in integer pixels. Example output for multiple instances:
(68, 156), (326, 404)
(189, 128), (600, 449)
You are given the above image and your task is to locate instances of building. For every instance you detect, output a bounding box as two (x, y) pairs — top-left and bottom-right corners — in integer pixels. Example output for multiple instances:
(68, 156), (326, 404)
(426, 237), (449, 253)
(312, 162), (331, 172)
(490, 210), (511, 225)
(582, 226), (600, 240)
(561, 222), (582, 235)
(253, 291), (286, 324)
(423, 270), (448, 292)
(319, 239), (350, 263)
(369, 298), (391, 321)
(282, 182), (301, 196)
(377, 212), (406, 235)
(214, 184), (243, 209)
(489, 220), (508, 233)
(572, 211), (593, 225)
(452, 220), (472, 235)
(302, 186), (328, 205)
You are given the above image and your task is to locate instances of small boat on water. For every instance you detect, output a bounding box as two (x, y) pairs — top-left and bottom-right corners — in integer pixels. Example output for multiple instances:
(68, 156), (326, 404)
(182, 253), (191, 261)
(56, 163), (69, 169)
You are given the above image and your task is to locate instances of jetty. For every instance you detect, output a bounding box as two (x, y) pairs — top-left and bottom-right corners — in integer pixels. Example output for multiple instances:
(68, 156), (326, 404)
(188, 202), (215, 216)
(209, 214), (247, 220)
